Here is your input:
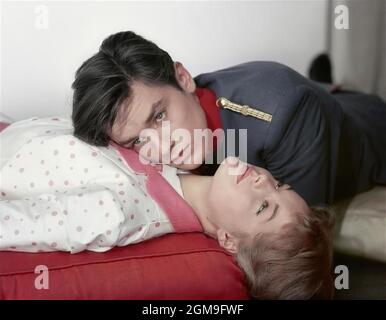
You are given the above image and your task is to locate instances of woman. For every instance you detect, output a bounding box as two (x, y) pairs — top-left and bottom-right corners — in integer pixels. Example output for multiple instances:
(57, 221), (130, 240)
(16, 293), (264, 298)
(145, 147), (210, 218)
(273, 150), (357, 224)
(0, 117), (334, 299)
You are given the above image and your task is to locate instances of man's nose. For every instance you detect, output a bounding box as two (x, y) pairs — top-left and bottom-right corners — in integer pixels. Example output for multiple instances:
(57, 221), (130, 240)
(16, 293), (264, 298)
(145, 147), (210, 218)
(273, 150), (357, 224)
(169, 140), (176, 153)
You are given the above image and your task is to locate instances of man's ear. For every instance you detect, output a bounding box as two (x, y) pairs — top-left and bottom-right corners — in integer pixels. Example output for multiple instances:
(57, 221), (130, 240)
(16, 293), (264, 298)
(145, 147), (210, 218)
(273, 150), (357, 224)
(216, 229), (239, 254)
(174, 61), (196, 93)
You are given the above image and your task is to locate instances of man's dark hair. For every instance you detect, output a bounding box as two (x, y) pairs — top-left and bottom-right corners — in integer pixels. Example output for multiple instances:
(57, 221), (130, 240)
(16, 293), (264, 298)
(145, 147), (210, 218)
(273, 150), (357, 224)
(71, 31), (183, 146)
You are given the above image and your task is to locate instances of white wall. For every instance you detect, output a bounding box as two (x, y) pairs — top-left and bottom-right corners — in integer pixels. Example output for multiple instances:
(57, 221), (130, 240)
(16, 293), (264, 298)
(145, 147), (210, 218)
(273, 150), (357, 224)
(0, 0), (328, 121)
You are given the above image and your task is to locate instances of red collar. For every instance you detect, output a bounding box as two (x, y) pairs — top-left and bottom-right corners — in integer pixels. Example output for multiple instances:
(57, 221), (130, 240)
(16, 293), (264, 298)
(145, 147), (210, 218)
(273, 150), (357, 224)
(195, 87), (222, 132)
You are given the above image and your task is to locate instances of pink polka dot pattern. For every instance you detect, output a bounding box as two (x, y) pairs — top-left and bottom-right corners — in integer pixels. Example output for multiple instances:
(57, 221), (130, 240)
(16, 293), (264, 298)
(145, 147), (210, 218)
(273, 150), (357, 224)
(0, 120), (180, 253)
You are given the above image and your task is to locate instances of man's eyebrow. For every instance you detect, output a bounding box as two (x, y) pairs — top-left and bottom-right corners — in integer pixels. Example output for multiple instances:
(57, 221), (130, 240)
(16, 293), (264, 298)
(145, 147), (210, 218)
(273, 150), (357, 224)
(118, 97), (165, 146)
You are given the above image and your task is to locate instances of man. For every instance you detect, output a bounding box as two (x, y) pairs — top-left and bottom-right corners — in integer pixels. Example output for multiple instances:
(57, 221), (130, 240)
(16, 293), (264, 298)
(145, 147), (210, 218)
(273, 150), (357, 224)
(71, 31), (386, 206)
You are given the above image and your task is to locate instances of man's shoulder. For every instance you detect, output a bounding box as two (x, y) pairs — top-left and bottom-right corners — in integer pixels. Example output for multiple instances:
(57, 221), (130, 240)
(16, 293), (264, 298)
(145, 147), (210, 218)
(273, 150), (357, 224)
(195, 60), (292, 77)
(194, 60), (307, 97)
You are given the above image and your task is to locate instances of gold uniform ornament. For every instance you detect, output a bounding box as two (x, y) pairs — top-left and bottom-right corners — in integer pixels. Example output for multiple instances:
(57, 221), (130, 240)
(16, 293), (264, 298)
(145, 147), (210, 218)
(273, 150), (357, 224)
(216, 97), (272, 123)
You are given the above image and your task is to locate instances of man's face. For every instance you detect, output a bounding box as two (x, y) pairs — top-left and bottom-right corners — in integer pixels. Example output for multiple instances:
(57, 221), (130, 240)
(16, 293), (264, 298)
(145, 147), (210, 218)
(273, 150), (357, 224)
(109, 62), (209, 170)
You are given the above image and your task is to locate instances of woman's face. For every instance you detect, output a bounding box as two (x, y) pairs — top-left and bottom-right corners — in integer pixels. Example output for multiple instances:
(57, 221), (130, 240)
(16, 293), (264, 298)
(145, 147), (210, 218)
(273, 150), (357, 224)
(207, 157), (310, 238)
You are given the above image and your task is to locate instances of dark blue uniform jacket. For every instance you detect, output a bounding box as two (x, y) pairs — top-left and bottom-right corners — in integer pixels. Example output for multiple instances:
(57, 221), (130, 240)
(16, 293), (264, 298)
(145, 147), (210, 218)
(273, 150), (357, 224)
(194, 61), (386, 206)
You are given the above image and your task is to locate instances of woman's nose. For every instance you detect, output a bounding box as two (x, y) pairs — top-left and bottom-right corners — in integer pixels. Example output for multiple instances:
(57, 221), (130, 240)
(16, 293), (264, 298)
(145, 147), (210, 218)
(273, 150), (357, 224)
(224, 156), (239, 167)
(253, 173), (269, 188)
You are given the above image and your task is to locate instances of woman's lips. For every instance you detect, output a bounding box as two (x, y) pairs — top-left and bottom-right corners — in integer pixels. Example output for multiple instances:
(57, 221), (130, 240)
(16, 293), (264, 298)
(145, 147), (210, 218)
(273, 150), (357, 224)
(237, 165), (253, 184)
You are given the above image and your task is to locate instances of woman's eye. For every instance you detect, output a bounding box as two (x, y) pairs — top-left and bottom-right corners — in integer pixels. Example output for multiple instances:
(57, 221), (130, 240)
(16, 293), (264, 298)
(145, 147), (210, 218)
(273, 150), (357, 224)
(257, 200), (269, 215)
(155, 111), (166, 121)
(275, 181), (283, 190)
(133, 137), (144, 146)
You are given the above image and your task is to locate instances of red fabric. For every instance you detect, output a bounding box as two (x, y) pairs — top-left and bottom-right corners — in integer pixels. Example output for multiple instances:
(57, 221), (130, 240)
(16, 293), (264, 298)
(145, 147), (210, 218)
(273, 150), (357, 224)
(111, 141), (203, 233)
(0, 122), (10, 132)
(195, 87), (222, 132)
(0, 233), (249, 299)
(0, 122), (248, 300)
(195, 87), (223, 150)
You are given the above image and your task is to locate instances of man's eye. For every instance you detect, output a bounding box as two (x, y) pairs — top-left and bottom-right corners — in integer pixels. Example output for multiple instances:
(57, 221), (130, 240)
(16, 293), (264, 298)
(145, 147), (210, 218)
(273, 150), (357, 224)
(155, 111), (166, 121)
(256, 200), (269, 215)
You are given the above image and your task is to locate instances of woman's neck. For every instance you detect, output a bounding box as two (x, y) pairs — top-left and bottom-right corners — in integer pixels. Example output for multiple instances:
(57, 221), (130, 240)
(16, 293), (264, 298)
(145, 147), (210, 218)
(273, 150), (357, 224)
(178, 174), (218, 238)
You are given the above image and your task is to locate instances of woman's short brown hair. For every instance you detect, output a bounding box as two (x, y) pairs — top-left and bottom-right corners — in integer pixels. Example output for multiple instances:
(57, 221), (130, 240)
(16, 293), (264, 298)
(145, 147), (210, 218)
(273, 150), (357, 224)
(236, 206), (335, 299)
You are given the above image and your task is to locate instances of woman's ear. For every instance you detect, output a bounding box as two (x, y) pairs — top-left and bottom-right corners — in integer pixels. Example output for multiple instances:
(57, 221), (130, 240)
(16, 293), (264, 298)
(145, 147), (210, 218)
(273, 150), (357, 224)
(216, 229), (239, 254)
(174, 61), (196, 93)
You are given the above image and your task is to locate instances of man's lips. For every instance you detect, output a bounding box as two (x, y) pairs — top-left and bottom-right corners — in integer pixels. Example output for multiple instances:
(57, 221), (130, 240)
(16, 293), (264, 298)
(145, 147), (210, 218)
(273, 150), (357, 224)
(237, 165), (253, 184)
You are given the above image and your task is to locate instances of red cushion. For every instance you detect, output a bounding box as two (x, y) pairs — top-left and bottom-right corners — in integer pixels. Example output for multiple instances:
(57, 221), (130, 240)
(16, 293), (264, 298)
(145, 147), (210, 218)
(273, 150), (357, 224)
(0, 122), (248, 299)
(0, 233), (249, 299)
(0, 122), (10, 132)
